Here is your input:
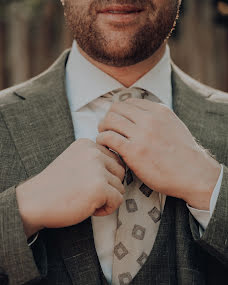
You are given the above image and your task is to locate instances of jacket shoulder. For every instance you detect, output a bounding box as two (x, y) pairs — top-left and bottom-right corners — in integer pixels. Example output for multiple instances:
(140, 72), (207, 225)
(0, 49), (70, 108)
(0, 66), (55, 107)
(172, 63), (228, 104)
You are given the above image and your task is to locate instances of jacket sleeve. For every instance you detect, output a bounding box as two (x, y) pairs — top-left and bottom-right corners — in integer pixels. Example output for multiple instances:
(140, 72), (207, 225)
(189, 164), (228, 266)
(0, 110), (46, 285)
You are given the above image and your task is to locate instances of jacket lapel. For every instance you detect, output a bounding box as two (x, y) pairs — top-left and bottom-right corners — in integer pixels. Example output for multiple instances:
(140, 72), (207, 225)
(0, 50), (74, 177)
(171, 62), (227, 165)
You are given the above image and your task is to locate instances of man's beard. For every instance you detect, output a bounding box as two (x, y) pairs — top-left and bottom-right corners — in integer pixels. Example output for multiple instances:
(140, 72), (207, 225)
(63, 0), (179, 67)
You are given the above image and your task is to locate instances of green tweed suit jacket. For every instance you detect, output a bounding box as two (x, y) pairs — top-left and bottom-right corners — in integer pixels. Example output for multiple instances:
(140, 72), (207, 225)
(0, 50), (227, 285)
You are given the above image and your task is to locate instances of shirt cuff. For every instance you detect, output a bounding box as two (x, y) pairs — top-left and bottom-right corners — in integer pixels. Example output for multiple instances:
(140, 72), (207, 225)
(187, 164), (224, 230)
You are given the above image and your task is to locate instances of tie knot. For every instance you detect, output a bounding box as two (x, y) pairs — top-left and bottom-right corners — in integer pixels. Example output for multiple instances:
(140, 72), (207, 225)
(106, 87), (162, 103)
(110, 87), (147, 102)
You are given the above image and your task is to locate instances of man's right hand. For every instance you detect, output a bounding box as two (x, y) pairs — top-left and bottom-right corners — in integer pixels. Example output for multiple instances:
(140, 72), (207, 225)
(16, 139), (125, 238)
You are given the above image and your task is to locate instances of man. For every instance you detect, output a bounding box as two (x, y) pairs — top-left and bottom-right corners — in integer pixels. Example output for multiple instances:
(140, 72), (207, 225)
(0, 0), (227, 284)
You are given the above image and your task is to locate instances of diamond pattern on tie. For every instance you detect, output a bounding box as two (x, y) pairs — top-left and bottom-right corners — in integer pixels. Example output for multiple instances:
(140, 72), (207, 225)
(132, 225), (146, 240)
(119, 93), (132, 101)
(139, 183), (153, 197)
(118, 273), (133, 285)
(114, 242), (129, 260)
(126, 199), (138, 213)
(137, 252), (148, 267)
(148, 207), (161, 223)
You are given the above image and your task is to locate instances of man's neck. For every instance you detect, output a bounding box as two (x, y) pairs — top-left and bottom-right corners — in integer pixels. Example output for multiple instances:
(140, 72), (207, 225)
(78, 43), (167, 88)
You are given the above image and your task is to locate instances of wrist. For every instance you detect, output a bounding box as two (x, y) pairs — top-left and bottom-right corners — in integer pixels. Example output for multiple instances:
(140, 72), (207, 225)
(16, 177), (44, 238)
(184, 158), (221, 211)
(186, 189), (212, 211)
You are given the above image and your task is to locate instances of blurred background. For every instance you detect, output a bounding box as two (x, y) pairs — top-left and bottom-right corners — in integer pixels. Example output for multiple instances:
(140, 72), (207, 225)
(0, 0), (227, 92)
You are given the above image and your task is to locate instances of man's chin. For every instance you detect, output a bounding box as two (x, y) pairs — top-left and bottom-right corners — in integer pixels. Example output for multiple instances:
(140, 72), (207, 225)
(89, 46), (136, 67)
(88, 51), (145, 67)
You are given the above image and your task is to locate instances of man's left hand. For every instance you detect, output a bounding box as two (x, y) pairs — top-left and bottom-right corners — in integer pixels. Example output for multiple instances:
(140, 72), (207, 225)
(96, 98), (221, 210)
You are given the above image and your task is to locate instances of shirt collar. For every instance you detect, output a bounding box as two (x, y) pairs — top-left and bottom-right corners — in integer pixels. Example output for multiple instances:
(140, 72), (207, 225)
(66, 40), (172, 111)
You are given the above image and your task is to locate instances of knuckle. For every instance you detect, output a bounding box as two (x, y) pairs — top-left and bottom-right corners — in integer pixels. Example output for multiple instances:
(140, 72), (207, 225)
(117, 194), (124, 205)
(97, 131), (113, 144)
(105, 130), (114, 140)
(115, 175), (122, 185)
(112, 134), (126, 150)
(102, 112), (115, 126)
(113, 141), (123, 152)
(119, 184), (125, 194)
(119, 165), (126, 179)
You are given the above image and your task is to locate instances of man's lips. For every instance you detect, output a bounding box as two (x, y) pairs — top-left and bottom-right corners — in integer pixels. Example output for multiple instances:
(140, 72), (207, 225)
(97, 5), (144, 14)
(96, 4), (145, 25)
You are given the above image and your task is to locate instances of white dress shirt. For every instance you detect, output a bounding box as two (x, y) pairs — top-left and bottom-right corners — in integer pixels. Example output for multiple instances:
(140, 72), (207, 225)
(65, 40), (223, 283)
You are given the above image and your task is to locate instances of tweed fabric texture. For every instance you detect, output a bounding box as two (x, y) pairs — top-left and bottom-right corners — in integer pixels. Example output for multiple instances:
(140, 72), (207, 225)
(0, 50), (227, 284)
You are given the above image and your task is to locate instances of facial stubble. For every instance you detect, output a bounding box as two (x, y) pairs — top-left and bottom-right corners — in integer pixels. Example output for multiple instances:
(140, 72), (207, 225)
(63, 0), (179, 67)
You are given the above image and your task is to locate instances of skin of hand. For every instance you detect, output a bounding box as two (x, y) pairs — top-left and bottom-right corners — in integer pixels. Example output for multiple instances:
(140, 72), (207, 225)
(16, 139), (125, 238)
(96, 98), (221, 210)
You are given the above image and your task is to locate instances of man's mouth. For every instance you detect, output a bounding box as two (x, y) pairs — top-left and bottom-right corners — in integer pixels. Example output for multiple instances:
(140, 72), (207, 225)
(98, 5), (144, 14)
(104, 10), (141, 14)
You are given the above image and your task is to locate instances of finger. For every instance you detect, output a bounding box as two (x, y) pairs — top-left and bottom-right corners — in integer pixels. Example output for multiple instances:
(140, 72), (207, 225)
(102, 154), (125, 182)
(93, 184), (123, 216)
(105, 170), (125, 194)
(125, 97), (167, 112)
(96, 131), (129, 157)
(95, 144), (125, 169)
(98, 111), (135, 138)
(109, 101), (143, 123)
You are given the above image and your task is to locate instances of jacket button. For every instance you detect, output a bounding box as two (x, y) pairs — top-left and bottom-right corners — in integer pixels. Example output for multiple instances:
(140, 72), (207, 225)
(0, 274), (8, 285)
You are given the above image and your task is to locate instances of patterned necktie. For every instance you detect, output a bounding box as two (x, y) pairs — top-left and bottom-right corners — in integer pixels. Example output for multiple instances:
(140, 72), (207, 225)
(103, 87), (166, 285)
